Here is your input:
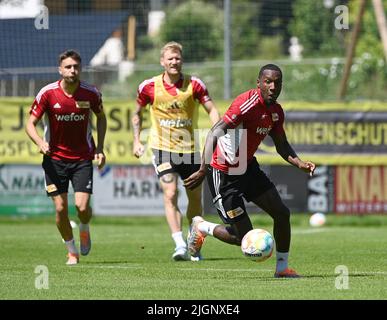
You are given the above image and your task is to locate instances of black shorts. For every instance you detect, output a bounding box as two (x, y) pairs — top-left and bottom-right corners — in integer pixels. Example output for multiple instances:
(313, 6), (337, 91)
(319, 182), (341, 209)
(42, 155), (93, 197)
(151, 149), (201, 180)
(206, 157), (275, 224)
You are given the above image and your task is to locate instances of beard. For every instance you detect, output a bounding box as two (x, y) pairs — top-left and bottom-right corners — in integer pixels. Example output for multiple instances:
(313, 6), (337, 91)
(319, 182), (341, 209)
(64, 76), (79, 84)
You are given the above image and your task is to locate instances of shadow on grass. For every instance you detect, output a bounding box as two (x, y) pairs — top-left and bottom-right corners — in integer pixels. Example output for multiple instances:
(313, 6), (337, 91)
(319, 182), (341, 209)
(301, 273), (384, 279)
(82, 260), (137, 265)
(80, 256), (243, 265)
(198, 257), (243, 262)
(241, 272), (384, 281)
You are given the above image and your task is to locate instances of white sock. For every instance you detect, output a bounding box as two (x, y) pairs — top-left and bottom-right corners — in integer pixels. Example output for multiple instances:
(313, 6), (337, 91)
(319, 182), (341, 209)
(276, 251), (289, 272)
(65, 239), (79, 255)
(198, 221), (219, 236)
(79, 223), (89, 232)
(172, 231), (186, 249)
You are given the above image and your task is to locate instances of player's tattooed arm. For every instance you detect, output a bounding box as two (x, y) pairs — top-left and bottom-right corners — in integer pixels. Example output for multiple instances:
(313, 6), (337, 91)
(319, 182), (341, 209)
(132, 103), (145, 157)
(132, 103), (142, 141)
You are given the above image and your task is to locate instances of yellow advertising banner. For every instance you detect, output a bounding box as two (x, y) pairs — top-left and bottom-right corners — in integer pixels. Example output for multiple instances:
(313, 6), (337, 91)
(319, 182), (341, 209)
(0, 99), (212, 165)
(0, 99), (386, 165)
(257, 104), (387, 165)
(0, 99), (140, 164)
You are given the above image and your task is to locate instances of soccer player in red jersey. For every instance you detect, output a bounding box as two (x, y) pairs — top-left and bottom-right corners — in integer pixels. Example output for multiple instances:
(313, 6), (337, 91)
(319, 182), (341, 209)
(184, 64), (316, 277)
(25, 50), (107, 265)
(132, 42), (220, 261)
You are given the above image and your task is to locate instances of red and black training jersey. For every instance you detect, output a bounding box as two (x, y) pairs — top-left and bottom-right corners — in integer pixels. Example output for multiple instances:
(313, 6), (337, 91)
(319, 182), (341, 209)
(211, 88), (285, 174)
(30, 80), (103, 161)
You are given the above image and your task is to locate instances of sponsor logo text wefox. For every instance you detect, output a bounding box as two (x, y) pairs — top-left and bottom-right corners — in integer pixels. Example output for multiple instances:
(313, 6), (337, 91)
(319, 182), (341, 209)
(55, 113), (86, 122)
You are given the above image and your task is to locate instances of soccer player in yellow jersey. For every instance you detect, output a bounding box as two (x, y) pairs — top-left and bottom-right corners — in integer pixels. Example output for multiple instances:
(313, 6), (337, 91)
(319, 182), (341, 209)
(132, 42), (220, 260)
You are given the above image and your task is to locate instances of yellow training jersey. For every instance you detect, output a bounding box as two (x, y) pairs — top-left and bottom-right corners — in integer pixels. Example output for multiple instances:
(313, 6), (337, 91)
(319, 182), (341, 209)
(149, 74), (199, 153)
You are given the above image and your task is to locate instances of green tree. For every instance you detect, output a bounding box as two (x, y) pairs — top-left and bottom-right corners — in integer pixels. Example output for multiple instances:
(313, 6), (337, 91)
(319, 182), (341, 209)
(159, 0), (223, 62)
(345, 0), (387, 98)
(348, 0), (386, 59)
(231, 1), (261, 59)
(289, 0), (345, 56)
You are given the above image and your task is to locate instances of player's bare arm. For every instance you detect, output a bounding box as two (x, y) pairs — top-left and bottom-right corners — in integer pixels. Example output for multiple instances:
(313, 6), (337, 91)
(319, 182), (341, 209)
(131, 102), (145, 158)
(25, 114), (50, 155)
(184, 119), (229, 190)
(271, 131), (316, 176)
(94, 109), (107, 170)
(203, 100), (220, 125)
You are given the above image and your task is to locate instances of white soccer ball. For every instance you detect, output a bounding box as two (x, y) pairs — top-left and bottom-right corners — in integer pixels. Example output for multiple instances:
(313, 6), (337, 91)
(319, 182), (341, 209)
(241, 229), (274, 262)
(309, 213), (326, 227)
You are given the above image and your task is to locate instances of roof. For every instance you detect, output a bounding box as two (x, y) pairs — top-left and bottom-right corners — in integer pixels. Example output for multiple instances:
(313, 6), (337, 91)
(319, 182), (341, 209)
(0, 12), (128, 71)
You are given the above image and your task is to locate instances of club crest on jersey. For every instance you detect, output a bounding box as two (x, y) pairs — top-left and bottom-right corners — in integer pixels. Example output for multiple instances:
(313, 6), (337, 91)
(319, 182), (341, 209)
(272, 113), (279, 121)
(76, 101), (90, 109)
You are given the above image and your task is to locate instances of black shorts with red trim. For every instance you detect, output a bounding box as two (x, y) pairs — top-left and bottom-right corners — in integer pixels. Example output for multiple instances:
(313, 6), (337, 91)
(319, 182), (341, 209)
(151, 149), (201, 180)
(206, 157), (275, 224)
(42, 155), (93, 196)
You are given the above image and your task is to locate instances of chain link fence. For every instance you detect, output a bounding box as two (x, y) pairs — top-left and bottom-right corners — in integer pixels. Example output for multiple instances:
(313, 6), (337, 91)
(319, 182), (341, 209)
(0, 0), (386, 101)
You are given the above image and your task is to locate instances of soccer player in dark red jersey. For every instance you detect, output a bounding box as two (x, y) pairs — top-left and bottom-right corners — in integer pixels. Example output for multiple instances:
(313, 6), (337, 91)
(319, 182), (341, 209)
(25, 50), (107, 265)
(184, 64), (316, 278)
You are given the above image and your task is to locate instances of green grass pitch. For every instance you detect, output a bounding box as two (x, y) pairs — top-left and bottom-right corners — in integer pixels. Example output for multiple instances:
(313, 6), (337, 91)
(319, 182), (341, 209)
(0, 214), (386, 300)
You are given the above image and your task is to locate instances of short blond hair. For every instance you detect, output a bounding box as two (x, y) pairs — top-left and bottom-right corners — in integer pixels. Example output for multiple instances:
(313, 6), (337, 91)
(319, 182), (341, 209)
(160, 41), (183, 58)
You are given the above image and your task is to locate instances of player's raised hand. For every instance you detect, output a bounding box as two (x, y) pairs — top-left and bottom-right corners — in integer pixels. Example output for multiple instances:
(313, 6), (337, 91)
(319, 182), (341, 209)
(94, 152), (106, 170)
(184, 169), (206, 190)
